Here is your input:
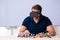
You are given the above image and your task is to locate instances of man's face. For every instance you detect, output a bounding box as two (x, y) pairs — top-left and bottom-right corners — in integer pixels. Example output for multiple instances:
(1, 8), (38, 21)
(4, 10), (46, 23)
(30, 9), (41, 19)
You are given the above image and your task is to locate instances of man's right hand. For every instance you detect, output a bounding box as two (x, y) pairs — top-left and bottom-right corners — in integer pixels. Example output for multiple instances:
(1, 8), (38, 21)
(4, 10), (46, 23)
(17, 30), (30, 38)
(23, 30), (30, 35)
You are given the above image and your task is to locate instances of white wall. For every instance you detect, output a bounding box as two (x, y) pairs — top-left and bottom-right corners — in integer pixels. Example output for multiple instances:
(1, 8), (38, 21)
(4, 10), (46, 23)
(0, 0), (60, 26)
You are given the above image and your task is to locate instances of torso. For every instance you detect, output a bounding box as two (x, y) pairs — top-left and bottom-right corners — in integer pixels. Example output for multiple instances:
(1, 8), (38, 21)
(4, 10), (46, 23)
(26, 16), (47, 34)
(22, 16), (52, 34)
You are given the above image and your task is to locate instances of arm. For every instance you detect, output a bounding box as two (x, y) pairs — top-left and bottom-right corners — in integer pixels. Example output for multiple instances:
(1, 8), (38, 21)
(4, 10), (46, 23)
(47, 25), (56, 36)
(35, 25), (56, 38)
(19, 25), (30, 34)
(19, 26), (26, 33)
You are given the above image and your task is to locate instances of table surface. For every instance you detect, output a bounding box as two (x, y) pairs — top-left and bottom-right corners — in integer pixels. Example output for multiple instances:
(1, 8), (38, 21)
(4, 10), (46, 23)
(0, 36), (60, 40)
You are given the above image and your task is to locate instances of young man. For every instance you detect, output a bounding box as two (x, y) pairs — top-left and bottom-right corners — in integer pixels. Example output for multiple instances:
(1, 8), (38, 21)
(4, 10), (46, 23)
(18, 4), (56, 37)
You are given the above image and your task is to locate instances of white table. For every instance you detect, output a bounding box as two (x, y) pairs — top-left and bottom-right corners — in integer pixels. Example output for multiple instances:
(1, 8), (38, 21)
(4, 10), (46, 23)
(0, 36), (60, 40)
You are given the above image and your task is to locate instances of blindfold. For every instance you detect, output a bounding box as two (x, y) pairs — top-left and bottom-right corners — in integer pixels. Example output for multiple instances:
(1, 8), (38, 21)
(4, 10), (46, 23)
(30, 12), (40, 18)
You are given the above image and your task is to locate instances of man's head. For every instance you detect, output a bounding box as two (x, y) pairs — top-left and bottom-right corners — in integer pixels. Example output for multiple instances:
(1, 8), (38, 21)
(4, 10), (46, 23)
(30, 4), (42, 19)
(32, 4), (42, 13)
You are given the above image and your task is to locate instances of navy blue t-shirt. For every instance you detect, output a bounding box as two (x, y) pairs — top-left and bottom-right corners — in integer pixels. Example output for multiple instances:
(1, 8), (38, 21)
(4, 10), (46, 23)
(22, 16), (52, 34)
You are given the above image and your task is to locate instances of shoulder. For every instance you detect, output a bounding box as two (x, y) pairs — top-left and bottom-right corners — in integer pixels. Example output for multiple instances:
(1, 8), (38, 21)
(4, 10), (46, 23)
(25, 16), (31, 19)
(23, 16), (32, 22)
(42, 15), (52, 25)
(22, 16), (31, 26)
(24, 16), (31, 20)
(42, 16), (50, 20)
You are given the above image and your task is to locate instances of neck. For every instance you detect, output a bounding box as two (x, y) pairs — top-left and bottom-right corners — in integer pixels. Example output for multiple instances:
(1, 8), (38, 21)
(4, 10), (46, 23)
(33, 18), (40, 23)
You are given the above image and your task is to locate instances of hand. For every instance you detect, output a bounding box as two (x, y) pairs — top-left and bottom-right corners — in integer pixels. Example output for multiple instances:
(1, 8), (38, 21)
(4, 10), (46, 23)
(35, 34), (41, 38)
(23, 30), (30, 35)
(35, 33), (46, 38)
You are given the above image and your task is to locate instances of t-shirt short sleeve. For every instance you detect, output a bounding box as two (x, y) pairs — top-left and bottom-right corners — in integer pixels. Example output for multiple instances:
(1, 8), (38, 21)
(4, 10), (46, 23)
(22, 16), (30, 27)
(45, 17), (52, 27)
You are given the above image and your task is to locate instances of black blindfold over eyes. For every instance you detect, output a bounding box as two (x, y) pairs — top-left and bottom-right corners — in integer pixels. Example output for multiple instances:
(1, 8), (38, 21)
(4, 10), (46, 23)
(30, 12), (40, 18)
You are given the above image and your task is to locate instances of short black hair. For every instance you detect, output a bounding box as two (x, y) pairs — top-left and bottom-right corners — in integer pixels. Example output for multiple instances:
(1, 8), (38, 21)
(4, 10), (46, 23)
(32, 4), (42, 12)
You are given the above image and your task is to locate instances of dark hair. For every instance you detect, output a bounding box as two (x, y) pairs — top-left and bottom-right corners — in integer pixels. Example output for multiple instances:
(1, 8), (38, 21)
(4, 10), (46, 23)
(32, 4), (42, 12)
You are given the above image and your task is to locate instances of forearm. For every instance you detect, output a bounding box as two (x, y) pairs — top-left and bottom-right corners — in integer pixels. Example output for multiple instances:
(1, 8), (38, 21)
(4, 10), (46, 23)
(35, 32), (56, 38)
(18, 30), (30, 37)
(48, 30), (56, 36)
(47, 25), (56, 36)
(19, 30), (30, 34)
(19, 30), (25, 33)
(19, 26), (27, 33)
